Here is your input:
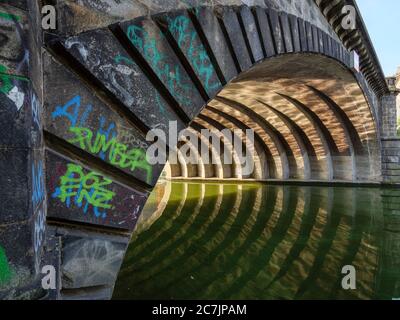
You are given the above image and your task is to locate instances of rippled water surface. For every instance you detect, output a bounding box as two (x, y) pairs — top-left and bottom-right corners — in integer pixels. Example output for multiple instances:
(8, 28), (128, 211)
(113, 181), (400, 300)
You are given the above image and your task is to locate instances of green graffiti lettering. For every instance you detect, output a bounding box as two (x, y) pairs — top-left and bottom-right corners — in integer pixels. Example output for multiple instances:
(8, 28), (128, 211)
(56, 164), (115, 210)
(0, 12), (21, 22)
(0, 64), (29, 95)
(69, 126), (153, 184)
(0, 246), (13, 285)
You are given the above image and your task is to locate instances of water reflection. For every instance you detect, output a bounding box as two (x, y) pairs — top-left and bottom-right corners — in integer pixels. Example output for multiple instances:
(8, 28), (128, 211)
(113, 181), (400, 300)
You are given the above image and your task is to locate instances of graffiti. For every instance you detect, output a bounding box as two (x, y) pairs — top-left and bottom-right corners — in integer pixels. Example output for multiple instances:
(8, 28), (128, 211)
(0, 12), (21, 23)
(0, 246), (13, 285)
(52, 95), (153, 184)
(126, 24), (193, 107)
(0, 11), (29, 73)
(33, 206), (46, 272)
(65, 38), (139, 106)
(167, 15), (221, 96)
(0, 64), (28, 111)
(5, 85), (24, 110)
(52, 163), (116, 218)
(63, 238), (125, 288)
(114, 54), (134, 66)
(114, 54), (169, 118)
(32, 161), (45, 210)
(31, 91), (41, 128)
(69, 127), (153, 183)
(51, 95), (92, 128)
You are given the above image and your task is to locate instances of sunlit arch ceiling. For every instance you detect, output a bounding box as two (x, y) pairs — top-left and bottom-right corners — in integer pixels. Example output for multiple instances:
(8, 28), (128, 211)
(172, 54), (380, 183)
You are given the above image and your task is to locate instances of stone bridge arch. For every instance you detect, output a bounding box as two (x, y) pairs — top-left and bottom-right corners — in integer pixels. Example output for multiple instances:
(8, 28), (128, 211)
(0, 0), (392, 300)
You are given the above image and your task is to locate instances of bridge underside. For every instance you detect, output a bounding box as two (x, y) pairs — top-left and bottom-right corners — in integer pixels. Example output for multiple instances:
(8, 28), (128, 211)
(172, 54), (380, 182)
(0, 1), (391, 300)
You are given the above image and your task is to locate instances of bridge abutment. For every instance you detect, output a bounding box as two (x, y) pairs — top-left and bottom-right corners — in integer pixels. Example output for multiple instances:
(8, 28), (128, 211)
(381, 76), (400, 184)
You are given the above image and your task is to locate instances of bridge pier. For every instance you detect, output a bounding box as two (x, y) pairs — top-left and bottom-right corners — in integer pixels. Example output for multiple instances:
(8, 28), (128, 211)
(381, 75), (400, 184)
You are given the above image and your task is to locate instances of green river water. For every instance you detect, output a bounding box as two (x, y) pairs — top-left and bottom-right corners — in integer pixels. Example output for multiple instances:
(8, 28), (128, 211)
(113, 181), (400, 300)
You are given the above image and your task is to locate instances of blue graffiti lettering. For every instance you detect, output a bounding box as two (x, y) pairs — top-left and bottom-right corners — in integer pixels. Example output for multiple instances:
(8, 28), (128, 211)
(32, 161), (45, 210)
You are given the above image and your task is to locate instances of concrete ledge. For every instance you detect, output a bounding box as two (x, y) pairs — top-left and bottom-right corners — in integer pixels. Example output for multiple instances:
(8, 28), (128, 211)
(171, 177), (400, 188)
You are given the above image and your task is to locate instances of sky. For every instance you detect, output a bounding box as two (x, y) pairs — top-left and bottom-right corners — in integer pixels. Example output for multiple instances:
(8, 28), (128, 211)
(356, 0), (400, 76)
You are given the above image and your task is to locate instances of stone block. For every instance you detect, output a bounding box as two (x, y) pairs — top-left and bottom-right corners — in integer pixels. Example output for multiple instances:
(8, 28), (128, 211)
(383, 156), (399, 163)
(46, 151), (149, 231)
(193, 6), (237, 83)
(267, 8), (284, 54)
(253, 7), (275, 57)
(60, 232), (128, 290)
(279, 12), (293, 53)
(0, 79), (42, 149)
(43, 51), (165, 186)
(216, 6), (252, 71)
(298, 18), (308, 51)
(311, 25), (319, 53)
(288, 14), (300, 52)
(238, 6), (263, 62)
(305, 21), (313, 52)
(119, 17), (205, 119)
(157, 10), (223, 98)
(61, 28), (185, 133)
(0, 148), (31, 224)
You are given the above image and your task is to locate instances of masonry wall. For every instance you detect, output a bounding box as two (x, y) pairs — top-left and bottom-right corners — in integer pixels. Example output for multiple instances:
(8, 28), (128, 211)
(381, 72), (400, 183)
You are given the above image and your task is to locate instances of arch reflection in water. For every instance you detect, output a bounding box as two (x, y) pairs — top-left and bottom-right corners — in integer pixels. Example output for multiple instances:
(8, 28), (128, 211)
(113, 181), (400, 300)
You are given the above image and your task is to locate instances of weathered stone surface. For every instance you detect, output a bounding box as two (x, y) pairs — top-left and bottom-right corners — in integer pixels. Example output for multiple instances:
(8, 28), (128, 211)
(317, 28), (324, 53)
(305, 21), (313, 52)
(0, 80), (40, 149)
(0, 4), (29, 77)
(27, 0), (43, 103)
(120, 18), (205, 119)
(0, 219), (38, 299)
(253, 7), (275, 57)
(46, 151), (148, 231)
(0, 148), (32, 224)
(159, 10), (222, 98)
(322, 31), (329, 56)
(298, 18), (307, 52)
(279, 12), (293, 53)
(193, 6), (237, 83)
(61, 286), (114, 300)
(266, 8), (284, 54)
(238, 6), (263, 63)
(62, 28), (185, 134)
(216, 6), (252, 71)
(312, 25), (319, 53)
(43, 52), (163, 186)
(54, 1), (266, 36)
(288, 14), (300, 53)
(1, 1), (27, 11)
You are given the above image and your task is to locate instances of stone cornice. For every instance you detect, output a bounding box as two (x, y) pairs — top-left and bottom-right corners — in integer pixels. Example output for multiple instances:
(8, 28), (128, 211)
(314, 0), (389, 97)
